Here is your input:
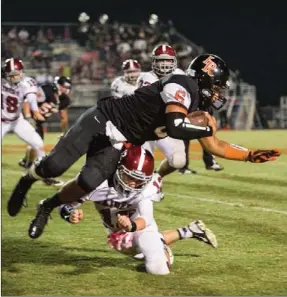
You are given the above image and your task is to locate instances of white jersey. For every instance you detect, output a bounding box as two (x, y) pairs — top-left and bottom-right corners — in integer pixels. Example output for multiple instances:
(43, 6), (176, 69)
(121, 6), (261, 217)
(1, 76), (38, 121)
(136, 68), (185, 88)
(111, 76), (136, 98)
(70, 174), (163, 232)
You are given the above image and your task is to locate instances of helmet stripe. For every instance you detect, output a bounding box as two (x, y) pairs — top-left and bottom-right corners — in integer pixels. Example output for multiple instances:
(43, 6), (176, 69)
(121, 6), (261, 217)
(10, 58), (15, 71)
(137, 148), (146, 171)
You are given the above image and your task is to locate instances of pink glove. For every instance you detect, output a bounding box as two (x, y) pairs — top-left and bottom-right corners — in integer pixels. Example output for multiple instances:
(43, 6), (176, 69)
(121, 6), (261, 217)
(108, 232), (134, 251)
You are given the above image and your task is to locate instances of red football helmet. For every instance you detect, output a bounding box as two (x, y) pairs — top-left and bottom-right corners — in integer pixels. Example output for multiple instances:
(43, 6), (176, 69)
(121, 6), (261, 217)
(152, 44), (177, 77)
(4, 58), (24, 84)
(122, 59), (141, 85)
(115, 145), (154, 195)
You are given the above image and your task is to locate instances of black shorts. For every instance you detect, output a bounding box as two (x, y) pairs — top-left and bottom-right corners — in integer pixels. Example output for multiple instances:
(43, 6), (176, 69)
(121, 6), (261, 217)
(35, 106), (120, 179)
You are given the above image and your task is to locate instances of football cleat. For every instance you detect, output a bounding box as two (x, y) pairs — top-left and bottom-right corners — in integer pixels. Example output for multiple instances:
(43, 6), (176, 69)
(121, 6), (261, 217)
(43, 178), (64, 187)
(206, 163), (224, 171)
(188, 220), (218, 248)
(7, 175), (35, 216)
(133, 253), (145, 261)
(179, 168), (198, 175)
(28, 200), (52, 239)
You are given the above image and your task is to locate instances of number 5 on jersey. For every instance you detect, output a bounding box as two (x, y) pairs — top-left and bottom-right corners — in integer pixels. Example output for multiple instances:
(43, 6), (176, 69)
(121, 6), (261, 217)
(174, 90), (186, 103)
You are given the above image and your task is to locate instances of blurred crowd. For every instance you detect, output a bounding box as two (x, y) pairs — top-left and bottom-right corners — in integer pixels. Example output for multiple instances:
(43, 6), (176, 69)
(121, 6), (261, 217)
(2, 15), (205, 85)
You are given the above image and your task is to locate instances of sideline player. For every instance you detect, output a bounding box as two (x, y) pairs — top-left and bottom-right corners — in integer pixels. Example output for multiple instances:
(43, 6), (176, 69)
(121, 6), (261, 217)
(1, 58), (45, 159)
(111, 59), (141, 98)
(18, 76), (72, 186)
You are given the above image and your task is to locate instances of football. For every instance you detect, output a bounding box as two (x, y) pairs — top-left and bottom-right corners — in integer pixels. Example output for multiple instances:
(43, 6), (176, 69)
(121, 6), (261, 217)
(187, 111), (208, 126)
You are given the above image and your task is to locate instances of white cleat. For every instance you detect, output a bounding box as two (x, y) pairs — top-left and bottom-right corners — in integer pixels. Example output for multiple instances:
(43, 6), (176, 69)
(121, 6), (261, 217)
(189, 220), (218, 248)
(206, 163), (224, 171)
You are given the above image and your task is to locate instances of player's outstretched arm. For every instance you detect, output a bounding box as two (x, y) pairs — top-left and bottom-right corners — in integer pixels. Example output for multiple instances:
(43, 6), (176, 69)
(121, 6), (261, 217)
(199, 136), (280, 163)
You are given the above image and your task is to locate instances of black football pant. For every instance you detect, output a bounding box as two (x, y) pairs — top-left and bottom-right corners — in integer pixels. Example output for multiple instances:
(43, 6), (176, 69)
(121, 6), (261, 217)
(182, 140), (216, 169)
(34, 106), (122, 192)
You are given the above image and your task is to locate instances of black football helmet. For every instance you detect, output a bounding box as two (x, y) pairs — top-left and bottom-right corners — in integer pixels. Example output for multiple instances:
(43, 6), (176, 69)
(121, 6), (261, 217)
(55, 76), (72, 88)
(186, 54), (229, 109)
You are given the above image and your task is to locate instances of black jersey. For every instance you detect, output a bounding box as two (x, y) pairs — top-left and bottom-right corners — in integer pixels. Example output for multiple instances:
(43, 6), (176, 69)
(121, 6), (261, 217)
(59, 93), (71, 111)
(97, 74), (200, 145)
(36, 85), (71, 120)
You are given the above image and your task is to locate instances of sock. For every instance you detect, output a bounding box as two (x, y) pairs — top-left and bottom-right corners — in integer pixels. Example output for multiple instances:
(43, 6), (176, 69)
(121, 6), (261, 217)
(23, 173), (37, 183)
(177, 226), (193, 240)
(42, 193), (62, 209)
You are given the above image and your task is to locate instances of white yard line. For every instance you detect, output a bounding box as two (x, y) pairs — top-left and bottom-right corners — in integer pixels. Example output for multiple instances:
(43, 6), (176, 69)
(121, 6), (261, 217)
(165, 192), (287, 215)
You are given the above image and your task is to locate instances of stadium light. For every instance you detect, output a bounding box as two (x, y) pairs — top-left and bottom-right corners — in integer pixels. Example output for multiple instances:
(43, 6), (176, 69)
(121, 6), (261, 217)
(99, 14), (109, 24)
(149, 14), (159, 25)
(78, 12), (90, 23)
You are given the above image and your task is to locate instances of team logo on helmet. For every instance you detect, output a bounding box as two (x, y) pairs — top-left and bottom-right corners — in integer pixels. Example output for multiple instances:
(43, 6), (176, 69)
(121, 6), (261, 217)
(202, 56), (217, 77)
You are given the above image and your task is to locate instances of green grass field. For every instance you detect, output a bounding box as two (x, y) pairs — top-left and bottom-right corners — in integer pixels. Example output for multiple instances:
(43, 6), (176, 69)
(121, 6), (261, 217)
(2, 131), (287, 296)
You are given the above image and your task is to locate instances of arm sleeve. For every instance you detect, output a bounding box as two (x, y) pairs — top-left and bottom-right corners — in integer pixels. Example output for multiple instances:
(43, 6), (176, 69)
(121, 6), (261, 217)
(25, 93), (39, 112)
(137, 199), (154, 227)
(166, 112), (213, 140)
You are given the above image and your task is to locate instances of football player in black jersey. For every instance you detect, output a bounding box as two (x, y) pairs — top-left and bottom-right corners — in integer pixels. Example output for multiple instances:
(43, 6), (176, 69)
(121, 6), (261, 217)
(7, 54), (280, 239)
(19, 76), (72, 186)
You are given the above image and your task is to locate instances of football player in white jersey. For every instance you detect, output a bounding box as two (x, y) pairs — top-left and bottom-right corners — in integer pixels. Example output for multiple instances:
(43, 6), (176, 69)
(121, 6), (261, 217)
(57, 145), (217, 275)
(136, 44), (223, 176)
(1, 58), (45, 159)
(110, 59), (141, 98)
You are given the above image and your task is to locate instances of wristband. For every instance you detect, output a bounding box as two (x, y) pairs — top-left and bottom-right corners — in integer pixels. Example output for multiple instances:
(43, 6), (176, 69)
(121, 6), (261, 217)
(130, 221), (137, 232)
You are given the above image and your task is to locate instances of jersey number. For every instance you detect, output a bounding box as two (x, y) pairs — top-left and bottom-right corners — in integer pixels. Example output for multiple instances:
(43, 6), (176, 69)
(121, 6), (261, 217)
(174, 90), (186, 103)
(1, 94), (19, 113)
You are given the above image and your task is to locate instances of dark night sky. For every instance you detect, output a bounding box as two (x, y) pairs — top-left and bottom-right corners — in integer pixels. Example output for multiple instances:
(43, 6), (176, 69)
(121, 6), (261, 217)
(2, 0), (286, 106)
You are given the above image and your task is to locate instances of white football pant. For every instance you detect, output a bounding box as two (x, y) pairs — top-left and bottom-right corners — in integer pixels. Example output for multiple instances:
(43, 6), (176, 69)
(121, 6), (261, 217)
(1, 116), (45, 158)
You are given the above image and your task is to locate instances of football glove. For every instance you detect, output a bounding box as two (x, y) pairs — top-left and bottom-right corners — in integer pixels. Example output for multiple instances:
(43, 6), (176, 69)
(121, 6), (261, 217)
(247, 149), (280, 163)
(59, 204), (75, 223)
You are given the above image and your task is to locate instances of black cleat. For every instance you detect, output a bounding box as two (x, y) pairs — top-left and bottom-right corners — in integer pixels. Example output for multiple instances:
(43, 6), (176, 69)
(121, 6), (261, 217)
(18, 159), (32, 169)
(28, 201), (52, 239)
(7, 175), (36, 217)
(43, 178), (64, 187)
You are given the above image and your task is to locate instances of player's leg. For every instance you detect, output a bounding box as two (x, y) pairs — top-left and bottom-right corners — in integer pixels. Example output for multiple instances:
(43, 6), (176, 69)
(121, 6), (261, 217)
(19, 121), (44, 169)
(1, 121), (12, 138)
(178, 140), (198, 175)
(202, 149), (224, 171)
(156, 137), (186, 177)
(7, 107), (108, 217)
(13, 117), (45, 158)
(28, 136), (122, 239)
(134, 231), (172, 275)
(162, 220), (217, 248)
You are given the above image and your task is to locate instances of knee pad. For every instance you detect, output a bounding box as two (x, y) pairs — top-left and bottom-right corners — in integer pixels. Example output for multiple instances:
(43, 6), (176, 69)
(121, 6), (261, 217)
(34, 156), (66, 178)
(145, 261), (170, 275)
(168, 152), (186, 169)
(77, 168), (104, 193)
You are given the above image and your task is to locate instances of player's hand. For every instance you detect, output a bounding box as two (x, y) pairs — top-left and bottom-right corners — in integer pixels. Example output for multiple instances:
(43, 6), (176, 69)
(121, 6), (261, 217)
(247, 149), (281, 163)
(33, 111), (45, 122)
(25, 116), (36, 127)
(117, 214), (132, 231)
(205, 113), (217, 135)
(69, 209), (84, 224)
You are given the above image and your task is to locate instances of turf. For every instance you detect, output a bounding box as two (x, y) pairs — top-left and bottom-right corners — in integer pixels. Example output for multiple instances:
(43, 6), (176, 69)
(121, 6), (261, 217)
(1, 130), (287, 296)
